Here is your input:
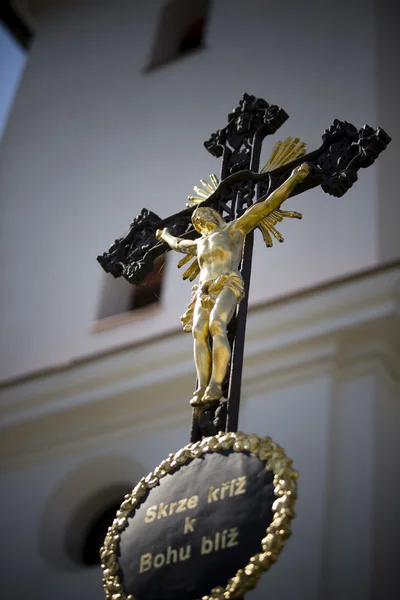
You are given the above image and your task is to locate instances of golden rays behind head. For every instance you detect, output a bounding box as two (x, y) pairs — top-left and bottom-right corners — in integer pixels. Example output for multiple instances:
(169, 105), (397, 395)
(186, 174), (220, 207)
(177, 137), (307, 281)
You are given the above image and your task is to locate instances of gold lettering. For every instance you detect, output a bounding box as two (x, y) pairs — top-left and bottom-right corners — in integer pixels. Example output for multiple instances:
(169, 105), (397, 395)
(227, 527), (239, 547)
(168, 501), (177, 515)
(139, 545), (192, 573)
(179, 545), (191, 561)
(214, 531), (220, 551)
(199, 528), (240, 555)
(139, 552), (152, 573)
(221, 529), (228, 549)
(208, 486), (220, 503)
(144, 506), (157, 523)
(153, 553), (165, 568)
(166, 546), (177, 564)
(157, 503), (168, 519)
(187, 495), (198, 509)
(144, 494), (199, 523)
(183, 516), (196, 534)
(201, 536), (213, 555)
(176, 498), (187, 513)
(235, 476), (247, 495)
(220, 481), (230, 499)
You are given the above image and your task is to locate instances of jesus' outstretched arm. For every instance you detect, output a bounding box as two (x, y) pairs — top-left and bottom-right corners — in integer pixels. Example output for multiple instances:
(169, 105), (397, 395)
(232, 163), (311, 235)
(156, 228), (198, 255)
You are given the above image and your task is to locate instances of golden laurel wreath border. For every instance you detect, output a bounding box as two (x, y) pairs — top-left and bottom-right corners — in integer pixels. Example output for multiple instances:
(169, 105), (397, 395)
(101, 431), (298, 600)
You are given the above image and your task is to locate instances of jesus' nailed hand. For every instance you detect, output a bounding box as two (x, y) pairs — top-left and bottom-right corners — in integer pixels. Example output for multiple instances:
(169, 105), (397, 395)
(156, 163), (311, 406)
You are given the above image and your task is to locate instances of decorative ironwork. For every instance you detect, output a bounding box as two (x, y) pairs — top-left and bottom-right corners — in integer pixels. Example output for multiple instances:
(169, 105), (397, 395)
(98, 115), (389, 287)
(204, 93), (289, 175)
(97, 93), (390, 442)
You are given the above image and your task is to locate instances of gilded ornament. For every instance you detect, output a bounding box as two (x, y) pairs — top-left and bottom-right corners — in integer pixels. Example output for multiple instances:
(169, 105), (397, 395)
(157, 163), (311, 408)
(101, 432), (297, 600)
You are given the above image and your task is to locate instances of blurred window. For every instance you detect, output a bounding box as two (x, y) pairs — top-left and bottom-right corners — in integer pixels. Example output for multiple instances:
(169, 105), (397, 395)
(96, 255), (166, 324)
(62, 482), (133, 568)
(0, 3), (32, 143)
(81, 501), (121, 566)
(146, 0), (210, 71)
(130, 255), (166, 311)
(178, 17), (206, 55)
(0, 22), (27, 142)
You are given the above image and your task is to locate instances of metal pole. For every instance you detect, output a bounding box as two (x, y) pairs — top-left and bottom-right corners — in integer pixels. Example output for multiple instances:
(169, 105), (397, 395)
(226, 133), (263, 433)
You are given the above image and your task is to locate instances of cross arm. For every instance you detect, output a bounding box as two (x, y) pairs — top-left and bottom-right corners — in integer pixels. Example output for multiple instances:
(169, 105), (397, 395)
(258, 121), (391, 203)
(97, 207), (198, 285)
(97, 115), (391, 289)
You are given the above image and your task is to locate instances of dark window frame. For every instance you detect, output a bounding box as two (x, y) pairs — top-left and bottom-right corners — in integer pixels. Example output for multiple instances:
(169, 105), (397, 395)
(145, 0), (211, 72)
(95, 255), (167, 323)
(0, 2), (33, 50)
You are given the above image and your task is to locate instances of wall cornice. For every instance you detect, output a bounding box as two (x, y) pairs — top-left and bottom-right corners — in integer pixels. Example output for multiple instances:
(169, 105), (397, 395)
(0, 263), (399, 469)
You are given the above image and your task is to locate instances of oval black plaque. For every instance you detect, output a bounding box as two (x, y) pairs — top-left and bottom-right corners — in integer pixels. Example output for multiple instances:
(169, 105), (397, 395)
(101, 432), (297, 600)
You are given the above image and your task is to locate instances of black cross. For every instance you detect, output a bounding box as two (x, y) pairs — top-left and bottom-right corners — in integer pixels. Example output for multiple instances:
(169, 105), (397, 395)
(97, 93), (390, 442)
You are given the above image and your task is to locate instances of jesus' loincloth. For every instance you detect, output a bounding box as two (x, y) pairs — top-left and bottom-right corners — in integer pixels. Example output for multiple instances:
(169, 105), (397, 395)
(180, 272), (245, 333)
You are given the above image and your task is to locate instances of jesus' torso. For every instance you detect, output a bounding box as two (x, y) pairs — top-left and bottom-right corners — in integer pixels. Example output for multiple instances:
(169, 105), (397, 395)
(196, 225), (245, 286)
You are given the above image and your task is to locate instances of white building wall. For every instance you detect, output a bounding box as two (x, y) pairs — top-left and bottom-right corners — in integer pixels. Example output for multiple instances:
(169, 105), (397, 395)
(0, 0), (392, 381)
(0, 2), (399, 599)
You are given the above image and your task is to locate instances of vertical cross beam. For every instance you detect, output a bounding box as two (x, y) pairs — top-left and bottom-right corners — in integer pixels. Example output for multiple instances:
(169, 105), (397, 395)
(226, 132), (265, 432)
(190, 95), (289, 441)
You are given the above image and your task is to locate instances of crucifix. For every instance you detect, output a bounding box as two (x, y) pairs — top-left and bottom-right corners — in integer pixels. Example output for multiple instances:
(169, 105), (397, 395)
(98, 94), (390, 600)
(98, 93), (390, 444)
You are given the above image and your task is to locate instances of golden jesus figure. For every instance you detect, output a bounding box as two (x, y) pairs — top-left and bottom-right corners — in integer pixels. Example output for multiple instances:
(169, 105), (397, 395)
(156, 163), (311, 406)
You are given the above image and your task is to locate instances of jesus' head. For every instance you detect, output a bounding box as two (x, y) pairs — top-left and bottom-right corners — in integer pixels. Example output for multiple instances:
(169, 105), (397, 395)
(191, 207), (225, 234)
